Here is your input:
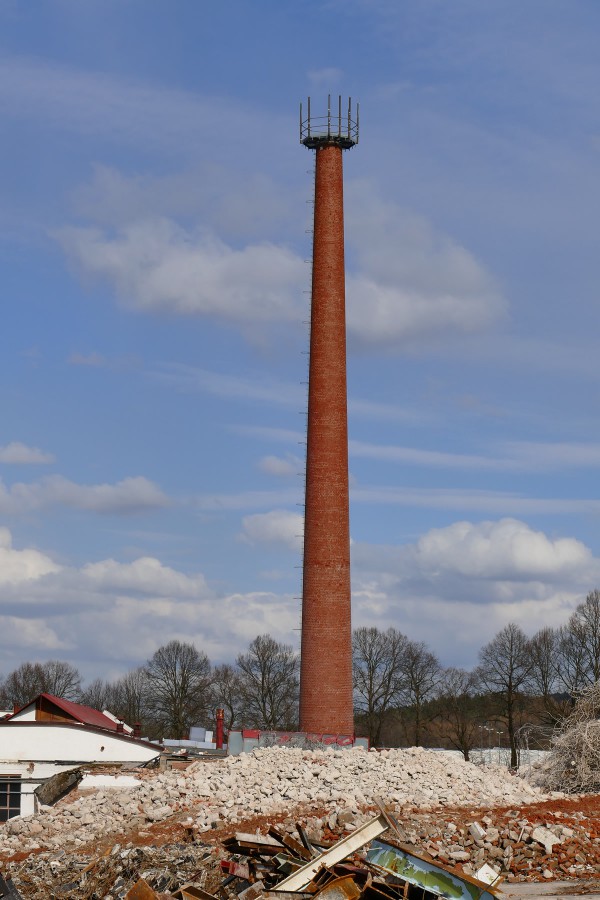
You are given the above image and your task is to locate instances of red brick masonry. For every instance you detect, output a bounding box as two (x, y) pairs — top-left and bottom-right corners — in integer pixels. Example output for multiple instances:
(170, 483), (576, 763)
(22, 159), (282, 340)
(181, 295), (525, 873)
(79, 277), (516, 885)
(299, 143), (354, 735)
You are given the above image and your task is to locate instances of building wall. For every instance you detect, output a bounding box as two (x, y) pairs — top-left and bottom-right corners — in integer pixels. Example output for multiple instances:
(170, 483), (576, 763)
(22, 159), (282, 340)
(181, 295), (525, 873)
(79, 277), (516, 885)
(0, 762), (78, 818)
(0, 723), (161, 764)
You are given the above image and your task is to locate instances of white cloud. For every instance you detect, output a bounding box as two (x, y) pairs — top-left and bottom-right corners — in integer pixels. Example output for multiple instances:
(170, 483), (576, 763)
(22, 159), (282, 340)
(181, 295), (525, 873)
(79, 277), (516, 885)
(56, 164), (505, 351)
(57, 219), (305, 326)
(0, 616), (69, 652)
(58, 206), (504, 349)
(82, 557), (210, 598)
(0, 442), (55, 464)
(0, 527), (62, 585)
(411, 518), (591, 580)
(345, 184), (507, 347)
(258, 454), (303, 477)
(0, 475), (169, 515)
(73, 164), (294, 239)
(240, 510), (304, 551)
(0, 530), (300, 676)
(0, 519), (596, 676)
(350, 518), (600, 666)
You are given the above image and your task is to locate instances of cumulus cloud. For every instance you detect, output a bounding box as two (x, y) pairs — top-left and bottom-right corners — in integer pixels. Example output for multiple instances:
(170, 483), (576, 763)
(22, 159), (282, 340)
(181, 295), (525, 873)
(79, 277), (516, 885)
(240, 510), (304, 551)
(0, 475), (169, 515)
(0, 442), (55, 464)
(0, 529), (299, 677)
(345, 184), (507, 347)
(57, 208), (504, 349)
(82, 557), (210, 597)
(411, 518), (591, 580)
(55, 161), (505, 351)
(258, 454), (303, 477)
(0, 527), (62, 585)
(0, 518), (597, 676)
(57, 219), (305, 325)
(350, 518), (600, 666)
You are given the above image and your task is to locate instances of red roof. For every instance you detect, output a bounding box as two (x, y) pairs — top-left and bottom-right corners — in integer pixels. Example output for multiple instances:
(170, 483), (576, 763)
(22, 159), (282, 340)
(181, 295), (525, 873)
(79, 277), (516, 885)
(12, 693), (124, 732)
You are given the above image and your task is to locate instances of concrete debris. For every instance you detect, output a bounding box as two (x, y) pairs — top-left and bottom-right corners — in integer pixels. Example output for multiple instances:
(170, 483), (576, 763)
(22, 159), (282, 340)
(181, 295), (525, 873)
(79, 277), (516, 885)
(1, 843), (222, 899)
(3, 747), (598, 896)
(3, 799), (600, 896)
(0, 747), (552, 857)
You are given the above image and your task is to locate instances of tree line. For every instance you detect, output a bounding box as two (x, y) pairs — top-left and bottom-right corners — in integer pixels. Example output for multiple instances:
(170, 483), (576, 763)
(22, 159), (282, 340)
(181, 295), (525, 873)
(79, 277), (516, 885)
(0, 634), (299, 742)
(2, 589), (600, 765)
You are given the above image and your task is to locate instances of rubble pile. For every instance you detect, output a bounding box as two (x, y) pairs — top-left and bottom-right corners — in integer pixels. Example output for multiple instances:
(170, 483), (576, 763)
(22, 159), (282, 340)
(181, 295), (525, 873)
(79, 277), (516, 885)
(0, 747), (549, 857)
(2, 842), (223, 899)
(6, 802), (600, 898)
(380, 805), (600, 882)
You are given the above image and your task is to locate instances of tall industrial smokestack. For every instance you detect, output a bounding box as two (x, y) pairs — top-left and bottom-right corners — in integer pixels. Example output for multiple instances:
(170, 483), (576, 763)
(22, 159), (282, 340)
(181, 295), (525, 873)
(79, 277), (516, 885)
(299, 96), (358, 735)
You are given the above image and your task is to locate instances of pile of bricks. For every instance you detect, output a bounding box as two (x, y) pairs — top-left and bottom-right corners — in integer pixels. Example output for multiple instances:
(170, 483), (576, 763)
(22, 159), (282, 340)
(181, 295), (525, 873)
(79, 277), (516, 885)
(389, 802), (600, 882)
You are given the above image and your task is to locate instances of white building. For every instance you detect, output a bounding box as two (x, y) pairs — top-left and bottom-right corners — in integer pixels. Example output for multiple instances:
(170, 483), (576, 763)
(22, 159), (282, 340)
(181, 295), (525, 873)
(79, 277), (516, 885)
(0, 693), (161, 820)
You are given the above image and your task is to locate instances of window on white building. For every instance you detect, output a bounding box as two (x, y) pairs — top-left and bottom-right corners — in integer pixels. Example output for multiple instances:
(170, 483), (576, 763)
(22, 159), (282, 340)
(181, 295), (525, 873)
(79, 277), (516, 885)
(0, 775), (21, 821)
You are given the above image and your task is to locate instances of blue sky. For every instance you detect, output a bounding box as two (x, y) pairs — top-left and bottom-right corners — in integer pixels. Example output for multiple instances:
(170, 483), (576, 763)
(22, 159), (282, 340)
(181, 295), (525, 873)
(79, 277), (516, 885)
(2, 0), (600, 683)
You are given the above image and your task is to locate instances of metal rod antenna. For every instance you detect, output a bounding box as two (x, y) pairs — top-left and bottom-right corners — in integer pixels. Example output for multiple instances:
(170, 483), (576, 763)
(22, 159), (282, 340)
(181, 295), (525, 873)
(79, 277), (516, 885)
(356, 101), (359, 143)
(299, 96), (358, 150)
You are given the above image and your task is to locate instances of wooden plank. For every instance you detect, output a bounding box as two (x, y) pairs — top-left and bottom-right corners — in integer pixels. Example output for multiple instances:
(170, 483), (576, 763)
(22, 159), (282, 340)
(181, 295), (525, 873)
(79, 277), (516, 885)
(276, 814), (389, 892)
(269, 827), (313, 862)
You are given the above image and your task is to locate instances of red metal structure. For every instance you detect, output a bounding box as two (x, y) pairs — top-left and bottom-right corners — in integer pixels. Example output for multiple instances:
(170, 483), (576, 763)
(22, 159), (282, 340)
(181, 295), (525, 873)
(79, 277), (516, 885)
(299, 97), (359, 735)
(215, 707), (225, 750)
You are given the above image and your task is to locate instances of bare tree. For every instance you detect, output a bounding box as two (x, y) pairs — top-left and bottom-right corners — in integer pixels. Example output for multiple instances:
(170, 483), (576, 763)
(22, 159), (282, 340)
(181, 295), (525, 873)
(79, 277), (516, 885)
(352, 626), (407, 746)
(111, 668), (150, 731)
(211, 663), (245, 731)
(558, 623), (589, 699)
(80, 678), (115, 712)
(1, 660), (82, 708)
(560, 590), (600, 692)
(435, 667), (479, 760)
(236, 634), (299, 730)
(399, 640), (441, 746)
(529, 626), (569, 724)
(144, 641), (212, 739)
(477, 623), (533, 768)
(42, 660), (82, 699)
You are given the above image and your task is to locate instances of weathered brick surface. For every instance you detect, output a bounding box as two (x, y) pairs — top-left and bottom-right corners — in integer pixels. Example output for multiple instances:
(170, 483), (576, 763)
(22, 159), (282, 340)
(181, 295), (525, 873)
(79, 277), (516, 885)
(300, 143), (353, 735)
